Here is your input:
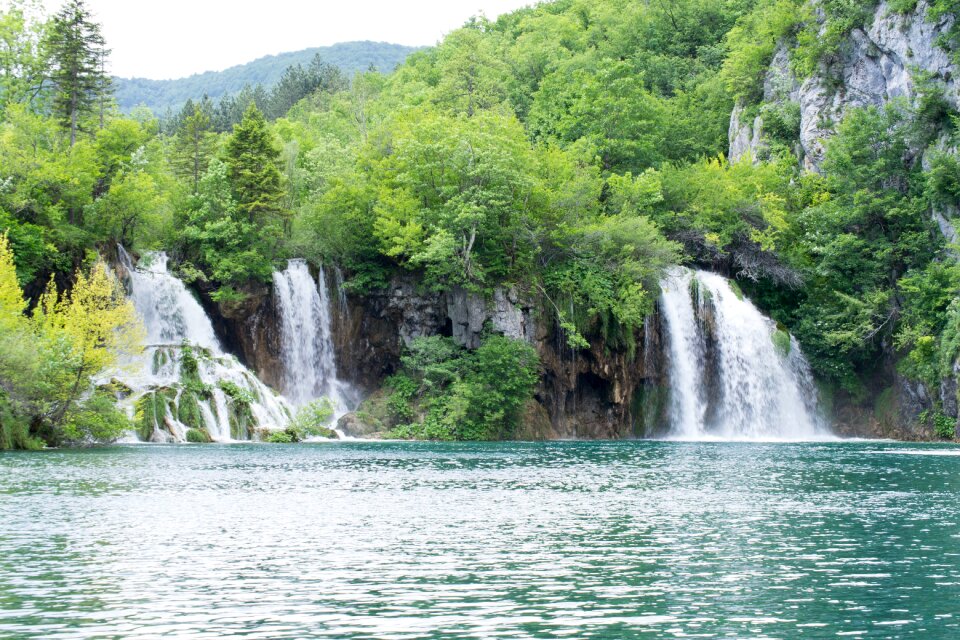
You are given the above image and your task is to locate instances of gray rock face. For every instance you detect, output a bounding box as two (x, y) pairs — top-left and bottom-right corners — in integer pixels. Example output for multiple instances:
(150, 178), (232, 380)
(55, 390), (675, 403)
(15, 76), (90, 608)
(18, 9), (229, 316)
(728, 104), (766, 164)
(730, 46), (799, 164)
(799, 1), (956, 170)
(446, 286), (535, 348)
(732, 1), (957, 171)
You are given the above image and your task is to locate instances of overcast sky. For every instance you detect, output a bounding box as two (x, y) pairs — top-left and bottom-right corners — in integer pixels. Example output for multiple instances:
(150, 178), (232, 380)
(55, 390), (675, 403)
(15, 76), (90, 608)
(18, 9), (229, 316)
(37, 0), (535, 80)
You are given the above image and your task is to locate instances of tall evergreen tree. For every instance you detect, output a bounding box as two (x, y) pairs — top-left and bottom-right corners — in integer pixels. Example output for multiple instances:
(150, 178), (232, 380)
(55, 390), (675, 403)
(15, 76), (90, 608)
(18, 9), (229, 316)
(224, 103), (286, 228)
(172, 97), (216, 192)
(45, 0), (108, 145)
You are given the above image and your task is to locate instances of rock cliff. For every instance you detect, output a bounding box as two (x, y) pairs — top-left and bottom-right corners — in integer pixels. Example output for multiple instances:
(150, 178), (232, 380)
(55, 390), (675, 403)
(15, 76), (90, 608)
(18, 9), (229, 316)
(729, 0), (959, 439)
(730, 1), (957, 172)
(209, 267), (663, 439)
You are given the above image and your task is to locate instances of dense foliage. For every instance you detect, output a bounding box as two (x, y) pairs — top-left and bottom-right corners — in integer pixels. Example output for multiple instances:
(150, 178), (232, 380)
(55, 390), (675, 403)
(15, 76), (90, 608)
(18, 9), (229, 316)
(2, 0), (960, 445)
(0, 234), (142, 448)
(384, 335), (541, 441)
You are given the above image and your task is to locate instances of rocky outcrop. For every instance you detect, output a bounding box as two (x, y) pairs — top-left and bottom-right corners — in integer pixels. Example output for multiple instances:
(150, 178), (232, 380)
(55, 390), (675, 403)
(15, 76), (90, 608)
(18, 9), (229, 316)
(729, 103), (766, 164)
(215, 265), (663, 439)
(731, 1), (957, 170)
(202, 283), (286, 392)
(329, 276), (660, 439)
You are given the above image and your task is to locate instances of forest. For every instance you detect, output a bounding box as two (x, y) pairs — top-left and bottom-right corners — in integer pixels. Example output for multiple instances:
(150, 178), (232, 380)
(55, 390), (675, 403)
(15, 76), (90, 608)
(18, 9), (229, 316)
(1, 0), (959, 448)
(112, 41), (421, 115)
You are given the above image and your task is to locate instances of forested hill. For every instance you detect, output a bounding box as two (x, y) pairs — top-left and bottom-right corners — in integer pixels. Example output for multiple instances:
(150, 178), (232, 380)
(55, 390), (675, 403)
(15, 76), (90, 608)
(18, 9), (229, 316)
(113, 41), (420, 114)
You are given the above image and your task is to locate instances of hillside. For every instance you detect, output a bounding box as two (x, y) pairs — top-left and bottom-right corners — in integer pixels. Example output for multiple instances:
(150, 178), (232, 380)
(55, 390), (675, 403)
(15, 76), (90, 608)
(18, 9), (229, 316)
(113, 41), (421, 114)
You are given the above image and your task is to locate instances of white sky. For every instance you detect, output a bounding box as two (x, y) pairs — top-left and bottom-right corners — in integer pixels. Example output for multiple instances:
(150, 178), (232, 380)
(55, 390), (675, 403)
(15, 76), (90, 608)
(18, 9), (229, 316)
(36, 0), (535, 80)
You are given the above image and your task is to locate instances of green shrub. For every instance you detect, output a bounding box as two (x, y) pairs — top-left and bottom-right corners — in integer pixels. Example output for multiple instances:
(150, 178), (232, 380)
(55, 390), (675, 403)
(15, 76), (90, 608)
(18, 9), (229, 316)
(385, 374), (417, 422)
(177, 391), (204, 430)
(288, 397), (337, 439)
(388, 334), (540, 441)
(934, 413), (956, 439)
(62, 391), (132, 444)
(266, 430), (295, 443)
(760, 101), (801, 147)
(218, 380), (255, 405)
(0, 392), (43, 450)
(186, 428), (211, 443)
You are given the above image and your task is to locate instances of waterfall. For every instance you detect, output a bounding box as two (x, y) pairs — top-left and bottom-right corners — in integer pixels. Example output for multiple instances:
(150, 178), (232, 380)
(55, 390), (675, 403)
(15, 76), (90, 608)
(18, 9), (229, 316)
(273, 260), (354, 423)
(659, 267), (827, 440)
(115, 247), (292, 442)
(660, 269), (708, 438)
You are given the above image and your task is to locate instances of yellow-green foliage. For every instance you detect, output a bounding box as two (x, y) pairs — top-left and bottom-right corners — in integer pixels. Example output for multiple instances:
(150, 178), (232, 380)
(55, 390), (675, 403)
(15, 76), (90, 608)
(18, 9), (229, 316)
(0, 234), (144, 448)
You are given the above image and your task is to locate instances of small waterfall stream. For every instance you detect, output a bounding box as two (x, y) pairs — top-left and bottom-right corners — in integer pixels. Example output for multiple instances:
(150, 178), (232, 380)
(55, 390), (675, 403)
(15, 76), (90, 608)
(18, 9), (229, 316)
(659, 267), (826, 440)
(273, 260), (355, 424)
(116, 247), (292, 442)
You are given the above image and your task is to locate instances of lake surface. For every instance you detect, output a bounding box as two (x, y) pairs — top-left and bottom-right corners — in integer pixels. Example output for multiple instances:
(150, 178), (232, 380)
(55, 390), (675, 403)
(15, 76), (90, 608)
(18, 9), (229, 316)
(1, 441), (959, 639)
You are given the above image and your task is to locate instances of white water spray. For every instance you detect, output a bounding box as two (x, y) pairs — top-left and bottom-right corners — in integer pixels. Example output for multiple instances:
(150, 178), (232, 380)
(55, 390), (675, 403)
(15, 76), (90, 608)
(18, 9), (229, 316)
(659, 267), (826, 440)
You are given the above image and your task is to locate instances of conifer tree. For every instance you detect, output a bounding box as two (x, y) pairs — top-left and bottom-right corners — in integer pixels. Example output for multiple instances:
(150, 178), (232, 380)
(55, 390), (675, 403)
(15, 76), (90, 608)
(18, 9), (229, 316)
(224, 103), (286, 228)
(172, 98), (216, 192)
(45, 0), (108, 145)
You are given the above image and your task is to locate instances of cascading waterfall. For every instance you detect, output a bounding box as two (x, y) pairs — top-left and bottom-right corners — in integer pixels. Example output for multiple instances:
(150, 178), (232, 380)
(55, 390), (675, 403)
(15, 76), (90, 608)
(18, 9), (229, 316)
(273, 260), (355, 424)
(660, 267), (827, 440)
(115, 247), (292, 442)
(660, 269), (708, 437)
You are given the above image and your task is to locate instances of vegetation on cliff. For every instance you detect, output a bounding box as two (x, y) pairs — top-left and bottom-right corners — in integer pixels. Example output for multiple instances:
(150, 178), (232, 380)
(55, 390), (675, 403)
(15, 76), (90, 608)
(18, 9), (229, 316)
(1, 0), (959, 445)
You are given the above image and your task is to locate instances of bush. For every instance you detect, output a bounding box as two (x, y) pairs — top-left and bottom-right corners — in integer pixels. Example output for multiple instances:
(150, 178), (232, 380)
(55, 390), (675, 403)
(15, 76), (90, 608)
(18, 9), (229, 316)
(288, 397), (337, 439)
(186, 428), (211, 443)
(61, 391), (132, 445)
(266, 430), (295, 443)
(934, 413), (956, 439)
(385, 374), (417, 422)
(388, 334), (540, 441)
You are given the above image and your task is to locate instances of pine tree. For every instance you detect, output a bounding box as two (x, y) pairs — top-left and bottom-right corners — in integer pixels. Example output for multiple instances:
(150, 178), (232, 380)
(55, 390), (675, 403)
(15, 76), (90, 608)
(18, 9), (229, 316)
(224, 103), (286, 227)
(45, 0), (108, 145)
(172, 97), (216, 192)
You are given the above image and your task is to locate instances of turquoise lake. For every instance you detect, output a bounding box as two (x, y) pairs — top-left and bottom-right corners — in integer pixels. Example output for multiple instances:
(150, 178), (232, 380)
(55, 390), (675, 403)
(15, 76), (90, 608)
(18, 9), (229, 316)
(1, 441), (959, 638)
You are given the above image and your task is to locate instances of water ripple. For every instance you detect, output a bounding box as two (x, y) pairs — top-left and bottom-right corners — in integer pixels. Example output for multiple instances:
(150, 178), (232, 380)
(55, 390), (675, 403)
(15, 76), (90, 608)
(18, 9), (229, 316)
(1, 441), (959, 638)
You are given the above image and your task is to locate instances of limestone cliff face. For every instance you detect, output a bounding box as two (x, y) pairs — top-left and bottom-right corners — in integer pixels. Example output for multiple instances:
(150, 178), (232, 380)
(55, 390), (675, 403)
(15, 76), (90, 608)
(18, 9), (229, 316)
(328, 276), (663, 439)
(730, 1), (957, 171)
(728, 0), (959, 439)
(210, 266), (663, 439)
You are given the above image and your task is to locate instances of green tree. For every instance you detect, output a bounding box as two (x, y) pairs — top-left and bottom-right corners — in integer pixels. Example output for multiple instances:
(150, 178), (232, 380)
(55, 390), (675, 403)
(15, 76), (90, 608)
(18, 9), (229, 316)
(172, 98), (217, 192)
(45, 0), (109, 146)
(224, 103), (287, 231)
(0, 0), (51, 117)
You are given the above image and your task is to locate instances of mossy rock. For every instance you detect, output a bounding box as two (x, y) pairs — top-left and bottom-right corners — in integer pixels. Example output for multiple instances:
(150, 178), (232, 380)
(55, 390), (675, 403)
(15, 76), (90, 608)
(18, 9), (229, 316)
(151, 349), (170, 375)
(227, 399), (255, 440)
(728, 280), (744, 301)
(512, 399), (556, 440)
(772, 325), (791, 358)
(337, 411), (384, 438)
(177, 391), (205, 430)
(99, 378), (134, 399)
(873, 387), (898, 429)
(631, 382), (669, 438)
(186, 428), (212, 443)
(135, 392), (160, 441)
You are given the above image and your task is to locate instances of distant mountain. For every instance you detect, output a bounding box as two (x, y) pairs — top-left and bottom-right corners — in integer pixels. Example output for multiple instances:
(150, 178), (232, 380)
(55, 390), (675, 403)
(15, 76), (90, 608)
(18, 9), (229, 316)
(113, 41), (421, 115)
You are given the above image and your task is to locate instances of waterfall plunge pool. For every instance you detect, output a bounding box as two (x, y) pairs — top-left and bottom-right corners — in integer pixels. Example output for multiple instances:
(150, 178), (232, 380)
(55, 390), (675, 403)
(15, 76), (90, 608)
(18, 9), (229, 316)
(2, 439), (959, 639)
